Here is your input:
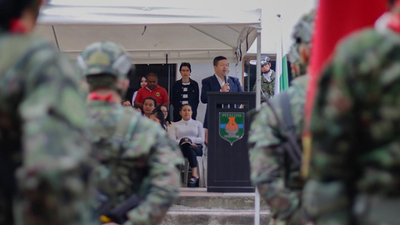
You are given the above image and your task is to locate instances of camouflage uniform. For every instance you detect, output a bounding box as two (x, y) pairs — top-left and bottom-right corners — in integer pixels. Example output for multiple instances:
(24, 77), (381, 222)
(249, 11), (314, 225)
(79, 42), (183, 225)
(252, 69), (276, 99)
(0, 33), (94, 225)
(249, 76), (308, 224)
(303, 19), (400, 225)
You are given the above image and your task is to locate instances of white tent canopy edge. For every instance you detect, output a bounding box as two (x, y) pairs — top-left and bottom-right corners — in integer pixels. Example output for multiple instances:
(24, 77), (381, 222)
(36, 0), (262, 64)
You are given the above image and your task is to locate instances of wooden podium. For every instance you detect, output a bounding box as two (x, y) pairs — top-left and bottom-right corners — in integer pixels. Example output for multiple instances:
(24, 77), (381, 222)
(207, 92), (256, 192)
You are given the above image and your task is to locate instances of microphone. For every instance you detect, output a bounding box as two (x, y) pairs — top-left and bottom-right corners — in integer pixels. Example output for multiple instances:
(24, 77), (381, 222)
(224, 75), (229, 92)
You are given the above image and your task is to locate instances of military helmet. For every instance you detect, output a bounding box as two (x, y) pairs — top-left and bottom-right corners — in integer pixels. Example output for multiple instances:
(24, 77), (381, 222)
(77, 42), (132, 80)
(250, 56), (271, 66)
(288, 10), (315, 77)
(260, 56), (271, 66)
(292, 11), (315, 46)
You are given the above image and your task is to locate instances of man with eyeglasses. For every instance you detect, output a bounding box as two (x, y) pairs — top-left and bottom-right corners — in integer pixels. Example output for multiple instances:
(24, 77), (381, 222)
(201, 56), (244, 144)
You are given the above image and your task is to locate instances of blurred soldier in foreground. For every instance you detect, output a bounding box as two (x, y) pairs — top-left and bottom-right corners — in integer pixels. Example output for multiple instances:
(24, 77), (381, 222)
(302, 1), (400, 224)
(78, 42), (182, 225)
(0, 0), (94, 224)
(248, 11), (314, 225)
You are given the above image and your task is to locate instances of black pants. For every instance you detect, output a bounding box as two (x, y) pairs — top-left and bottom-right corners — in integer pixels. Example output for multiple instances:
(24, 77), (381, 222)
(180, 144), (203, 168)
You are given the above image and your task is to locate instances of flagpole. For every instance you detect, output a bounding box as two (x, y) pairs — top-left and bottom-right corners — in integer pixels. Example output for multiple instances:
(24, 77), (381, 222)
(254, 27), (262, 225)
(274, 14), (282, 95)
(255, 28), (262, 108)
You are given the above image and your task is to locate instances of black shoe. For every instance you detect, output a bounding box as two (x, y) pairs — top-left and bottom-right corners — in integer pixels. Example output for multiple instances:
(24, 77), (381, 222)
(187, 176), (199, 187)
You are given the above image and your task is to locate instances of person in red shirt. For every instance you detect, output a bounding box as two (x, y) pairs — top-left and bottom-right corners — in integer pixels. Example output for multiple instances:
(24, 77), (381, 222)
(134, 72), (169, 109)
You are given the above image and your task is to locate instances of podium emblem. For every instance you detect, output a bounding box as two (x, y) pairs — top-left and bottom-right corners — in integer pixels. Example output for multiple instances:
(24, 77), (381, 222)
(219, 112), (244, 145)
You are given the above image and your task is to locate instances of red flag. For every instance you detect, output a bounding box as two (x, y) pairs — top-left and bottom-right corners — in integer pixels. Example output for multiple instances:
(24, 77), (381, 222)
(301, 0), (387, 178)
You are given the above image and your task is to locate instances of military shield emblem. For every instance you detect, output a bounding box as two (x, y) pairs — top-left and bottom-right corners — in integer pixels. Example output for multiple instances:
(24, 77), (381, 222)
(219, 112), (245, 146)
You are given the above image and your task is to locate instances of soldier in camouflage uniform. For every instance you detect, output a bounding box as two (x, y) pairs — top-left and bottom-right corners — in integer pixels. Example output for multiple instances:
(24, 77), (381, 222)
(78, 42), (182, 225)
(248, 11), (315, 225)
(0, 0), (95, 224)
(252, 56), (276, 99)
(302, 1), (400, 224)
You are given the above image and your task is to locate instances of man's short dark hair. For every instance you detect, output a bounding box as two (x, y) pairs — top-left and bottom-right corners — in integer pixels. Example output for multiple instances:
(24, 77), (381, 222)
(146, 72), (158, 80)
(179, 62), (192, 72)
(144, 96), (157, 107)
(213, 56), (227, 66)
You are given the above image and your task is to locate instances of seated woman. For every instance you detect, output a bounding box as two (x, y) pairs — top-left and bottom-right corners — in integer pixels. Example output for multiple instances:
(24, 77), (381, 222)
(142, 97), (157, 118)
(168, 104), (204, 187)
(156, 105), (172, 131)
(150, 109), (167, 131)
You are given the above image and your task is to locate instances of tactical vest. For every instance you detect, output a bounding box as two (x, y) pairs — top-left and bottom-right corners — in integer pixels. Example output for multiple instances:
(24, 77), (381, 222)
(90, 107), (140, 207)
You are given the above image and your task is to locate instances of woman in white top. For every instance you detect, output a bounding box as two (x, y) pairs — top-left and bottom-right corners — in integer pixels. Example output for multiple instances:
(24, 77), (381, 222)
(168, 104), (204, 187)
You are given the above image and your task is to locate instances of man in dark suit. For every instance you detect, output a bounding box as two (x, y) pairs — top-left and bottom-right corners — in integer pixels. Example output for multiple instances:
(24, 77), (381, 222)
(201, 56), (244, 144)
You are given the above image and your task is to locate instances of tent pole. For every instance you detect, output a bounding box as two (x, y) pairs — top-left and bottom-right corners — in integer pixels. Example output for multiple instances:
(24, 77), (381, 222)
(255, 30), (261, 109)
(254, 28), (261, 225)
(166, 53), (171, 115)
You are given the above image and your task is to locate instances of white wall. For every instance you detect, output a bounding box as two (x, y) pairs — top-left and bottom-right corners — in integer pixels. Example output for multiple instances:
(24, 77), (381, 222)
(179, 62), (243, 125)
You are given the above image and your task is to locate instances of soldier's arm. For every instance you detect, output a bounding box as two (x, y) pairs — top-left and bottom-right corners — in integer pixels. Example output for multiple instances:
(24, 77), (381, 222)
(303, 44), (359, 224)
(249, 106), (300, 221)
(125, 124), (182, 225)
(17, 48), (93, 224)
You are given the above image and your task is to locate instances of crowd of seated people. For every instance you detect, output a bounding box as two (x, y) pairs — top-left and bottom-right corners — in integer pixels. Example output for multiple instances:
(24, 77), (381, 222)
(124, 64), (203, 187)
(124, 58), (246, 187)
(127, 62), (200, 122)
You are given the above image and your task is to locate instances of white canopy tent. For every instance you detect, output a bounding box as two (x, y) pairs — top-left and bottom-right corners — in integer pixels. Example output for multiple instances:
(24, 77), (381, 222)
(34, 0), (264, 121)
(35, 0), (262, 64)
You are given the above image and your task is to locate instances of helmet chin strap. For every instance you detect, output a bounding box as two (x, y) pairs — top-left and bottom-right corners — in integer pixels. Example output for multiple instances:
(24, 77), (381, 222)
(262, 69), (271, 74)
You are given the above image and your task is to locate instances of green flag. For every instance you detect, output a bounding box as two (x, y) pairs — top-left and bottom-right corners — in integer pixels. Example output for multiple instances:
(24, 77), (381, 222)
(280, 55), (289, 91)
(275, 15), (289, 94)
